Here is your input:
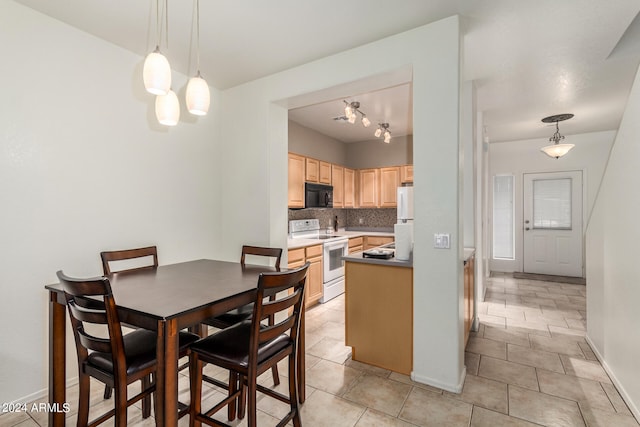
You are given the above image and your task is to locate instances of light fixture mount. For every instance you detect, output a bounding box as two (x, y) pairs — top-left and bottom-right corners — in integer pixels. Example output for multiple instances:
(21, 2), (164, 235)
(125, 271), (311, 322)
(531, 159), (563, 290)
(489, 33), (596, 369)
(540, 113), (574, 159)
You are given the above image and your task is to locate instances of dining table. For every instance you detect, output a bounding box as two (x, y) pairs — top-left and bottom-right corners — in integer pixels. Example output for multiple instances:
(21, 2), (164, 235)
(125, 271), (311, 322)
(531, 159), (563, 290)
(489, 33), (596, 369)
(45, 259), (306, 427)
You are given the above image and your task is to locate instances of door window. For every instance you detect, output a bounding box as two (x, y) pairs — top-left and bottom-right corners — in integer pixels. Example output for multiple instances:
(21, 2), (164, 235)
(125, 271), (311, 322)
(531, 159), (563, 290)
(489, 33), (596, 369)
(533, 178), (572, 229)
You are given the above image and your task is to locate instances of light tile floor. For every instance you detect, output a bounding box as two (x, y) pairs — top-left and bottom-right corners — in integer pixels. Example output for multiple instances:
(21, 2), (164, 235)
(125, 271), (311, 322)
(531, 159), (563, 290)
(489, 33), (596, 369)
(3, 273), (639, 426)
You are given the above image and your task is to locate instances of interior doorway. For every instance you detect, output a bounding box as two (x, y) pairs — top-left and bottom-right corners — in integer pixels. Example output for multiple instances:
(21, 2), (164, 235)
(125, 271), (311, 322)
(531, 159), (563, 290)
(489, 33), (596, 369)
(523, 171), (583, 277)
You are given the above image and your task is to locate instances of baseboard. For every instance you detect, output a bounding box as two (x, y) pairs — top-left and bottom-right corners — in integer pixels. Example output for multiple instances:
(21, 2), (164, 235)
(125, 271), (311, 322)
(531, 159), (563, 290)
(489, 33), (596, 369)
(411, 366), (466, 394)
(10, 376), (78, 406)
(585, 335), (640, 423)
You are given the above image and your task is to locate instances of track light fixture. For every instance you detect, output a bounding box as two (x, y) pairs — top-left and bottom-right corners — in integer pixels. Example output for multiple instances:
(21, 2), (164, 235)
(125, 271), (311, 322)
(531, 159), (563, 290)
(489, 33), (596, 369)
(342, 100), (372, 128)
(375, 123), (391, 143)
(540, 113), (574, 158)
(339, 101), (392, 142)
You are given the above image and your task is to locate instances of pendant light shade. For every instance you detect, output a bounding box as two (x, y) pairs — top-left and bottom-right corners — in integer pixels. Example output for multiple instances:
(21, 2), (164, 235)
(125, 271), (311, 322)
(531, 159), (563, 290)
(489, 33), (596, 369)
(186, 73), (210, 116)
(541, 143), (574, 159)
(143, 48), (171, 95)
(155, 89), (180, 126)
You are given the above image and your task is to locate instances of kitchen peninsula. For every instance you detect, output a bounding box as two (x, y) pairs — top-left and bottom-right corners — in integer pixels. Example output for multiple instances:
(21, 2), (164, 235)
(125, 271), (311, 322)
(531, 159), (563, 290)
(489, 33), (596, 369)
(343, 247), (413, 375)
(343, 247), (476, 375)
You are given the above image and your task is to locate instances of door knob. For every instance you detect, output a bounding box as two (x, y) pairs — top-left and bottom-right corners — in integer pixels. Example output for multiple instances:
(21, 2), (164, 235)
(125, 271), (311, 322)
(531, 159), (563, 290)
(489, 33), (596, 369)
(525, 227), (530, 231)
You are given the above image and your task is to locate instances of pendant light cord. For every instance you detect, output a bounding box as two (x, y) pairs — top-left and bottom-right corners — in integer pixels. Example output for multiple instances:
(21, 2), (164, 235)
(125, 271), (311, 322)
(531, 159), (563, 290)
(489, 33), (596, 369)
(164, 0), (169, 52)
(196, 0), (201, 74)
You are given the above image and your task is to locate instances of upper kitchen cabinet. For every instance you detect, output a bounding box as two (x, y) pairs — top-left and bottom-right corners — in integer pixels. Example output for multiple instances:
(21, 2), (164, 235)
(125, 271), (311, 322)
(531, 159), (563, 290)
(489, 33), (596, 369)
(305, 158), (319, 182)
(305, 158), (331, 184)
(288, 153), (305, 208)
(380, 167), (400, 208)
(358, 168), (379, 208)
(344, 168), (355, 208)
(332, 165), (344, 208)
(319, 161), (332, 184)
(401, 165), (413, 184)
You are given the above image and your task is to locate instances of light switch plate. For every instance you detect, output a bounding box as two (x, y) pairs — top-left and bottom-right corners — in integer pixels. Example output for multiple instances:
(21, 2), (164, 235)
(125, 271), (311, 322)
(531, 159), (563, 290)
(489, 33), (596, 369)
(434, 233), (450, 249)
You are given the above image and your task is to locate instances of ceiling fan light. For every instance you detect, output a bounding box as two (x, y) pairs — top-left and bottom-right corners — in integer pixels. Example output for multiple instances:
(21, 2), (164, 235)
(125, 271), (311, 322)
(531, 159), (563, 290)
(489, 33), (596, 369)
(361, 116), (371, 127)
(383, 131), (391, 143)
(143, 48), (171, 95)
(155, 89), (180, 126)
(374, 127), (382, 138)
(186, 74), (210, 116)
(348, 113), (356, 124)
(540, 143), (574, 159)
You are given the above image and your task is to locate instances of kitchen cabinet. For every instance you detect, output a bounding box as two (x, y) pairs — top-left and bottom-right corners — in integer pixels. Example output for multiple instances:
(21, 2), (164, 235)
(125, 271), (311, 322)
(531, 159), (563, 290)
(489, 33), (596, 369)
(288, 153), (305, 208)
(319, 161), (332, 185)
(401, 165), (413, 183)
(348, 237), (364, 254)
(344, 168), (355, 208)
(379, 167), (400, 208)
(464, 253), (475, 346)
(364, 236), (394, 250)
(288, 245), (323, 308)
(345, 261), (413, 374)
(305, 158), (319, 182)
(332, 165), (344, 208)
(358, 168), (379, 208)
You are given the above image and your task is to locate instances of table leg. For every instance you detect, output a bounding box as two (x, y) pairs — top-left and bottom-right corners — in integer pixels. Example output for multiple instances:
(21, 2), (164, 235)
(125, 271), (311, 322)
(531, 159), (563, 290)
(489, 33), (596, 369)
(155, 319), (179, 427)
(297, 304), (305, 403)
(49, 291), (66, 427)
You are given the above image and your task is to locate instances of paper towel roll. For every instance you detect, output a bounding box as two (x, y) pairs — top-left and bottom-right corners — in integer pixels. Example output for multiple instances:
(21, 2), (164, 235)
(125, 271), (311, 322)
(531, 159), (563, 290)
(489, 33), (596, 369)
(394, 223), (413, 261)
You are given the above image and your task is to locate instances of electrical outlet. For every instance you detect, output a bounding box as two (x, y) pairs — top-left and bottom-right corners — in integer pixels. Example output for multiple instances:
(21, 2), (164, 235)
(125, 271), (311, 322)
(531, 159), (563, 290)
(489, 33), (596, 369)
(434, 233), (450, 249)
(358, 218), (364, 225)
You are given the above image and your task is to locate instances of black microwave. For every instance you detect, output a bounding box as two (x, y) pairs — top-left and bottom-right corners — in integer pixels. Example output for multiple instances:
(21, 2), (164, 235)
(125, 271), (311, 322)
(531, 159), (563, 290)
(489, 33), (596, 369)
(305, 183), (333, 208)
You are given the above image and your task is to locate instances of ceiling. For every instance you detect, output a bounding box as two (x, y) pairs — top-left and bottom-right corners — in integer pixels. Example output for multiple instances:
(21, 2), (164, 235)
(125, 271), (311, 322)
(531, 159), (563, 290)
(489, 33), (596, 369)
(14, 0), (640, 143)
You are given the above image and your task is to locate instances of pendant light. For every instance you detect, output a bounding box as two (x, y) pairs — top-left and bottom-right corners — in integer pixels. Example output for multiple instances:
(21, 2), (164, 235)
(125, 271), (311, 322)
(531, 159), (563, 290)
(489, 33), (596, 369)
(540, 114), (574, 159)
(185, 0), (210, 115)
(156, 89), (180, 126)
(143, 0), (171, 95)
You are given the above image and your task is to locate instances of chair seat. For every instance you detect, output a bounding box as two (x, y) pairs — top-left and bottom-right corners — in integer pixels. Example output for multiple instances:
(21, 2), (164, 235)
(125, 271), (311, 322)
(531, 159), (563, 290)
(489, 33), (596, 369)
(190, 321), (291, 369)
(88, 329), (199, 376)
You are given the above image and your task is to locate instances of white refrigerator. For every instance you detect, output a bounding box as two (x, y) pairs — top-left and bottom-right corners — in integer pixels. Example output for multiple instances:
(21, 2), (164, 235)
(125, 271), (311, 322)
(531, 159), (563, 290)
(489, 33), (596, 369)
(395, 186), (414, 260)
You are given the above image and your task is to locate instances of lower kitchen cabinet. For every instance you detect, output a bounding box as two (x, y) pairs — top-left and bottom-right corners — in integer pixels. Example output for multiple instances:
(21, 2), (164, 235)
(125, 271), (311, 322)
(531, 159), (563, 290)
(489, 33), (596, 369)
(348, 237), (363, 254)
(288, 245), (323, 308)
(345, 261), (413, 375)
(363, 236), (394, 250)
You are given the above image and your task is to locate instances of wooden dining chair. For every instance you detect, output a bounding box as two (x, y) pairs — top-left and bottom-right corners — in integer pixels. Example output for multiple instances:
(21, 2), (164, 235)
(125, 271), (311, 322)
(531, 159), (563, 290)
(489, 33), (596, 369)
(188, 262), (309, 427)
(57, 270), (199, 427)
(100, 245), (158, 275)
(201, 246), (283, 387)
(99, 245), (158, 400)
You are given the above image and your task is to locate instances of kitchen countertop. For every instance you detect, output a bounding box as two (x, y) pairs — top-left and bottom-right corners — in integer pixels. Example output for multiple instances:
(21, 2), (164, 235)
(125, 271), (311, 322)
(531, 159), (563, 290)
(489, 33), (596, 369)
(342, 244), (413, 268)
(287, 229), (394, 250)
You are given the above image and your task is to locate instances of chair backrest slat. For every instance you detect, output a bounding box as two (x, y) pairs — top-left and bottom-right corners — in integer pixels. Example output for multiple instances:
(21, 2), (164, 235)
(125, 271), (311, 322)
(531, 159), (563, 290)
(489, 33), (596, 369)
(241, 246), (282, 270)
(100, 246), (158, 275)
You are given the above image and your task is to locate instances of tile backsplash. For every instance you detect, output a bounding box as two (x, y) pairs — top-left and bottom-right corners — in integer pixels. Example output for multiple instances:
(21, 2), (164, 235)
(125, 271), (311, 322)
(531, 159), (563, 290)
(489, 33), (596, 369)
(288, 208), (396, 232)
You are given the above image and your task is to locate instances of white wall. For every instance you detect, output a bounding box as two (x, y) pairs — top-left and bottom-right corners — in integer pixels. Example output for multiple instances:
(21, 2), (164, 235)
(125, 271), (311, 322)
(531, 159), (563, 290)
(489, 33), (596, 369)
(216, 17), (464, 391)
(0, 2), (222, 404)
(586, 64), (640, 420)
(488, 131), (615, 273)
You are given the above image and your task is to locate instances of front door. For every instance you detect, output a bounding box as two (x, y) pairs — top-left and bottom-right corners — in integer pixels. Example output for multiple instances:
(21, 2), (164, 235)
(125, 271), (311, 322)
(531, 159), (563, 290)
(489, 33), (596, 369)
(523, 171), (583, 277)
